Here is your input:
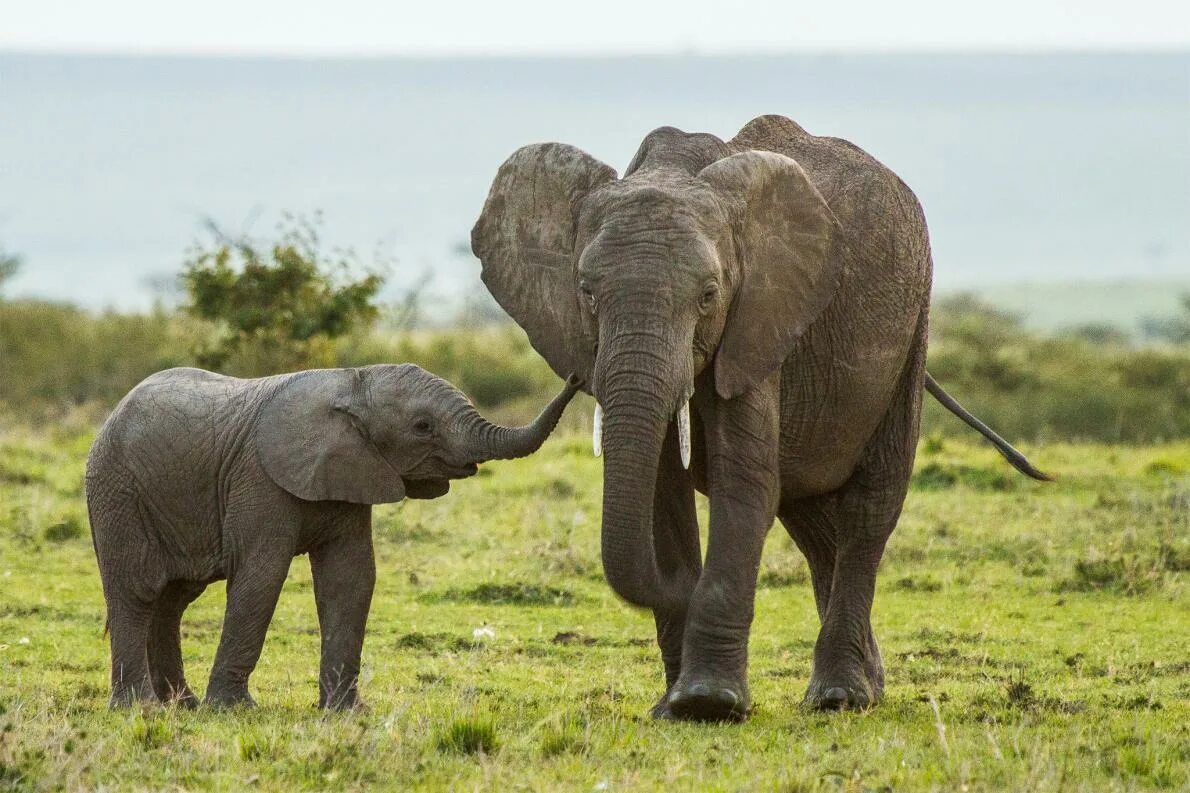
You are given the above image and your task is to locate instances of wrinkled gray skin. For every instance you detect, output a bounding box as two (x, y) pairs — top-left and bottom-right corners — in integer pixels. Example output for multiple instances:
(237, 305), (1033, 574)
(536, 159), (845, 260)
(87, 364), (579, 710)
(473, 114), (1048, 722)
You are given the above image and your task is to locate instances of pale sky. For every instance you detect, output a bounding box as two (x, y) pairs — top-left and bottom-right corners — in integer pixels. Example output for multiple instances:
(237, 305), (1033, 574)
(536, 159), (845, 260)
(2, 0), (1188, 55)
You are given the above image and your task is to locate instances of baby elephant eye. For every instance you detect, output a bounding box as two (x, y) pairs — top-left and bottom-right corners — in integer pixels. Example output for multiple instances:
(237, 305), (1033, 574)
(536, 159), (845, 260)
(413, 418), (434, 436)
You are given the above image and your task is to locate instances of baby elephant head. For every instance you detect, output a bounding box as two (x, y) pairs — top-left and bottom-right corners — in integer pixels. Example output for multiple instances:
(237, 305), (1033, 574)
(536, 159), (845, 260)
(256, 364), (581, 504)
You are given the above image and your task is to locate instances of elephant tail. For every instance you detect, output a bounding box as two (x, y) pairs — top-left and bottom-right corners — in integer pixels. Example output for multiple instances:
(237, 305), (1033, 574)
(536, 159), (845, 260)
(924, 372), (1053, 481)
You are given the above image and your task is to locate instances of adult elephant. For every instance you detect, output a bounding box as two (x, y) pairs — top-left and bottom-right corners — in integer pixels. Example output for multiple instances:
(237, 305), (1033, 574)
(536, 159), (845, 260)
(472, 115), (1047, 722)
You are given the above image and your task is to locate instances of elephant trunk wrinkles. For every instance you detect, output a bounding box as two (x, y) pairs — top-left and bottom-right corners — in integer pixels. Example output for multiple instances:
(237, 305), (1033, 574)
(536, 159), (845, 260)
(463, 377), (580, 461)
(597, 328), (691, 611)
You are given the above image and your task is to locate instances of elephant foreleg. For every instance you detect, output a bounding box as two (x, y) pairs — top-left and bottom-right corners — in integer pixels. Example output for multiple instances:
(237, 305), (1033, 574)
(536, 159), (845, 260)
(648, 421), (702, 719)
(309, 509), (375, 711)
(667, 377), (780, 722)
(204, 547), (291, 708)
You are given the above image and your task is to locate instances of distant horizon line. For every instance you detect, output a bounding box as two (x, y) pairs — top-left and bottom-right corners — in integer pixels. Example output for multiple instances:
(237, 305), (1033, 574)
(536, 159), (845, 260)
(3, 45), (1188, 61)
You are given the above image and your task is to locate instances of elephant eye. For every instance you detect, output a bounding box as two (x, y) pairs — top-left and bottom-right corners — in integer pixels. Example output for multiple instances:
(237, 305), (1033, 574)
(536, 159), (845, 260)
(413, 418), (434, 437)
(698, 282), (719, 313)
(579, 282), (597, 312)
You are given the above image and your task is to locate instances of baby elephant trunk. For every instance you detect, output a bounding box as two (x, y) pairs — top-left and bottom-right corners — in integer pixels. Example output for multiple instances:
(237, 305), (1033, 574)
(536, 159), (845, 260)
(464, 375), (582, 461)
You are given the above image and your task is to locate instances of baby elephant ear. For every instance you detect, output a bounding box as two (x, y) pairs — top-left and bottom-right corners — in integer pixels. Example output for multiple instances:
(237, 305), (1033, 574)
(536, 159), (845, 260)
(257, 369), (405, 505)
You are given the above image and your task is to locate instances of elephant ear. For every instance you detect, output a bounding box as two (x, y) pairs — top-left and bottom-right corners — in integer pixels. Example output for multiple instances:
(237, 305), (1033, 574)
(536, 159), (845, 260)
(699, 151), (845, 399)
(257, 369), (405, 505)
(472, 143), (617, 382)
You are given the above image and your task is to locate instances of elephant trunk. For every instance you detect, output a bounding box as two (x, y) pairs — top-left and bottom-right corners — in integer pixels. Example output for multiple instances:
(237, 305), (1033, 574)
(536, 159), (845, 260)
(595, 321), (693, 611)
(463, 376), (581, 461)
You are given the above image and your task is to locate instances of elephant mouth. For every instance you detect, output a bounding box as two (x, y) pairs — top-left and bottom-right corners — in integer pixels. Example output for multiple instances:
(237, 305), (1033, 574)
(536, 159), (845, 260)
(402, 478), (451, 500)
(436, 462), (479, 479)
(448, 463), (480, 478)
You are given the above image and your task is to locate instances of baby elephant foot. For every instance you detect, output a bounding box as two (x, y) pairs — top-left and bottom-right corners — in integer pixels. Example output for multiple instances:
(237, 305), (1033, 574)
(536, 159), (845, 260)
(667, 676), (750, 723)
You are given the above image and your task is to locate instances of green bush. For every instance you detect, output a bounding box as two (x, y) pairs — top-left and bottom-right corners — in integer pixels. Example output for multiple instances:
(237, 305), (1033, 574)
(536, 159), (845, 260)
(1, 283), (1187, 442)
(0, 301), (190, 419)
(181, 216), (384, 376)
(923, 294), (1190, 442)
(436, 714), (498, 755)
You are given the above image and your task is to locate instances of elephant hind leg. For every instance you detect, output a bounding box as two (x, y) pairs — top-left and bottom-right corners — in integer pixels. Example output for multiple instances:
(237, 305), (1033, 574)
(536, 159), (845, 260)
(148, 581), (205, 707)
(107, 598), (157, 707)
(784, 342), (925, 712)
(780, 491), (888, 711)
(94, 506), (167, 708)
(778, 493), (837, 624)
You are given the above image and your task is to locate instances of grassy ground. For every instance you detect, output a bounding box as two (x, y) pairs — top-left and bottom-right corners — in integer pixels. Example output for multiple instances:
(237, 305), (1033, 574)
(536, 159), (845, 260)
(0, 419), (1186, 791)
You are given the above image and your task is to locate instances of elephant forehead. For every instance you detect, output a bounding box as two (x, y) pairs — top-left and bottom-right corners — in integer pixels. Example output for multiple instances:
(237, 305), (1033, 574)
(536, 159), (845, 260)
(579, 226), (720, 284)
(585, 181), (724, 236)
(365, 366), (470, 410)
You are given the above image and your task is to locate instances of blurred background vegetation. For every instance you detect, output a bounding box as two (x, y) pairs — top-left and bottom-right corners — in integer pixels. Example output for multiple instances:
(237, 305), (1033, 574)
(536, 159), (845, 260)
(1, 222), (1187, 442)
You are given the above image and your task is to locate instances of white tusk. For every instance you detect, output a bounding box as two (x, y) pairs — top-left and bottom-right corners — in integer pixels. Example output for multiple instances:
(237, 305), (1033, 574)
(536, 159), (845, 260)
(677, 401), (691, 469)
(592, 402), (603, 457)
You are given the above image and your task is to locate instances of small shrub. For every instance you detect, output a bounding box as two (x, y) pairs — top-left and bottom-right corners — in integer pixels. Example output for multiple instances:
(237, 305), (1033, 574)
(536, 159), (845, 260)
(181, 215), (384, 376)
(921, 432), (946, 455)
(911, 462), (1015, 492)
(894, 576), (943, 592)
(129, 714), (172, 750)
(432, 583), (578, 607)
(436, 715), (498, 755)
(540, 716), (587, 757)
(44, 516), (83, 543)
(1058, 555), (1161, 596)
(1158, 542), (1190, 572)
(1005, 678), (1035, 708)
(758, 559), (809, 588)
(1145, 457), (1186, 476)
(0, 749), (45, 789)
(395, 632), (456, 651)
(236, 730), (273, 761)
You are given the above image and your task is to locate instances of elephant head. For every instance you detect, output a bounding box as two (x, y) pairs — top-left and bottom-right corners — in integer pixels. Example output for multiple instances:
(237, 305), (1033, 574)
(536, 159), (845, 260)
(257, 364), (580, 504)
(472, 120), (844, 609)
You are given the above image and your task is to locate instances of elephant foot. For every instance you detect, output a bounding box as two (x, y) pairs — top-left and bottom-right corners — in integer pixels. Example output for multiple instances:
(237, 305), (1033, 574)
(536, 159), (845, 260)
(805, 626), (884, 711)
(203, 686), (256, 709)
(108, 682), (157, 709)
(803, 664), (880, 711)
(319, 691), (367, 712)
(650, 690), (676, 720)
(163, 687), (199, 709)
(667, 678), (750, 723)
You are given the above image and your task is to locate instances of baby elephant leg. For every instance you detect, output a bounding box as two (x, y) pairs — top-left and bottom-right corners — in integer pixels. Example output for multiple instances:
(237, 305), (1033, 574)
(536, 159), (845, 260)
(148, 581), (206, 706)
(204, 553), (291, 708)
(310, 510), (375, 710)
(108, 600), (156, 707)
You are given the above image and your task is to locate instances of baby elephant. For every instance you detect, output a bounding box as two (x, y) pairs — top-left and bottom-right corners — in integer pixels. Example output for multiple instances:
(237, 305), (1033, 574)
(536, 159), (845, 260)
(86, 364), (579, 709)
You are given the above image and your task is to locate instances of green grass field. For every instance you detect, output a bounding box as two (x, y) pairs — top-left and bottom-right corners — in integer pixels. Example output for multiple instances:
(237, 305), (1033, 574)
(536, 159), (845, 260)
(1, 420), (1186, 791)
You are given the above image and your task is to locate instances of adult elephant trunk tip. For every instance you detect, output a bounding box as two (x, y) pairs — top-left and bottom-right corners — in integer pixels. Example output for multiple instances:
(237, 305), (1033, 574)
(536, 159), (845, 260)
(467, 374), (582, 462)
